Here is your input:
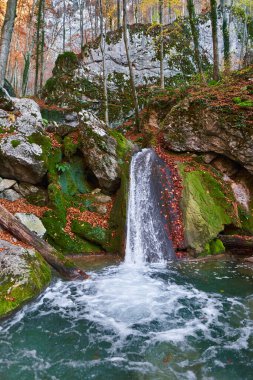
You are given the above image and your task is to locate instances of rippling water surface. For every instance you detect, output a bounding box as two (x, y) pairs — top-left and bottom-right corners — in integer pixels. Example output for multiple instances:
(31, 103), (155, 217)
(0, 260), (253, 380)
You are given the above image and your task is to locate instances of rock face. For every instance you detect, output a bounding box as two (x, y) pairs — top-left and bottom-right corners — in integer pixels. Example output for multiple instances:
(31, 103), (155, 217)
(0, 98), (47, 184)
(79, 111), (120, 192)
(163, 97), (253, 175)
(0, 241), (51, 318)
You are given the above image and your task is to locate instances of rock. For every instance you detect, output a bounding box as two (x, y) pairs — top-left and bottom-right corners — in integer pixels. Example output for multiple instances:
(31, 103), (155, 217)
(79, 111), (120, 192)
(203, 153), (218, 164)
(15, 182), (48, 205)
(94, 194), (112, 203)
(0, 240), (51, 318)
(15, 213), (46, 238)
(163, 98), (253, 175)
(93, 204), (108, 215)
(91, 188), (101, 194)
(0, 179), (16, 192)
(0, 98), (47, 184)
(0, 87), (14, 111)
(179, 164), (240, 254)
(1, 189), (22, 201)
(212, 156), (239, 177)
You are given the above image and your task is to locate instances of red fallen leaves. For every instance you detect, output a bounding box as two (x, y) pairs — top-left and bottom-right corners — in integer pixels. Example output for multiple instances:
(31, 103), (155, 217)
(155, 145), (185, 251)
(64, 201), (114, 237)
(0, 198), (49, 218)
(46, 132), (61, 148)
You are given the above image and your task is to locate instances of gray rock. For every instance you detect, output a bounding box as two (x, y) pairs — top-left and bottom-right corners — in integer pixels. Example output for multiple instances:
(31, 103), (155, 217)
(15, 213), (46, 238)
(0, 240), (51, 318)
(94, 194), (112, 203)
(0, 179), (16, 192)
(1, 189), (22, 201)
(79, 111), (120, 192)
(93, 204), (108, 215)
(163, 98), (253, 175)
(0, 98), (47, 184)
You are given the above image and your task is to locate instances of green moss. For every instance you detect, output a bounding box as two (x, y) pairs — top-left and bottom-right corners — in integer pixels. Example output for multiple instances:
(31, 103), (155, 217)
(239, 206), (253, 235)
(0, 251), (51, 318)
(48, 183), (67, 221)
(109, 129), (132, 159)
(42, 210), (101, 254)
(63, 134), (80, 158)
(58, 157), (91, 196)
(202, 238), (225, 256)
(11, 139), (21, 148)
(233, 97), (253, 108)
(71, 220), (108, 249)
(179, 164), (238, 253)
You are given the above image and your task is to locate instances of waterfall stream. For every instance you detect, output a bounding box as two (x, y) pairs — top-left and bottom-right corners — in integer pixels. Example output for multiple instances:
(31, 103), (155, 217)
(125, 149), (175, 265)
(0, 152), (252, 380)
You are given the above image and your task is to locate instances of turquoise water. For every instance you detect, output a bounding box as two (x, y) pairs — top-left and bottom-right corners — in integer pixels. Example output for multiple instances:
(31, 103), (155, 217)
(0, 260), (253, 380)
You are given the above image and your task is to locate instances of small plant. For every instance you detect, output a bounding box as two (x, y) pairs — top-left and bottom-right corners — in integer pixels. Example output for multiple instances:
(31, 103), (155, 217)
(11, 139), (21, 148)
(56, 162), (69, 173)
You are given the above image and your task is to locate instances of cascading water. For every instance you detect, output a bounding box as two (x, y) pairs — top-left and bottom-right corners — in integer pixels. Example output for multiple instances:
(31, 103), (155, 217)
(125, 148), (175, 264)
(0, 156), (253, 379)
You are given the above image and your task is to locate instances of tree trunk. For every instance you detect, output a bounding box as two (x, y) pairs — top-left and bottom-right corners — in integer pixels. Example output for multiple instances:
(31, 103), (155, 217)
(186, 0), (203, 77)
(0, 0), (18, 87)
(221, 0), (230, 70)
(159, 0), (164, 89)
(34, 0), (43, 96)
(0, 204), (89, 280)
(122, 0), (140, 132)
(79, 0), (84, 49)
(63, 0), (66, 51)
(210, 0), (220, 80)
(117, 0), (121, 29)
(99, 0), (109, 127)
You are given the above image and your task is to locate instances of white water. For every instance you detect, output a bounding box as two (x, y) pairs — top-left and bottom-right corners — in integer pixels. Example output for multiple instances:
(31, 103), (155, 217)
(0, 149), (253, 379)
(125, 149), (174, 265)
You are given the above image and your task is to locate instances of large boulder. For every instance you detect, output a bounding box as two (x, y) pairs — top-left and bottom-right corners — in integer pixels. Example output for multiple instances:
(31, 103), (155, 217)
(162, 96), (253, 175)
(79, 111), (120, 192)
(0, 98), (47, 184)
(0, 240), (51, 318)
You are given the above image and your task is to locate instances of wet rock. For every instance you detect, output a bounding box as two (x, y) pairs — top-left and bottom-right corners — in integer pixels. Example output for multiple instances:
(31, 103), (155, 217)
(212, 156), (239, 177)
(0, 240), (51, 318)
(15, 213), (46, 238)
(0, 179), (16, 192)
(79, 111), (120, 192)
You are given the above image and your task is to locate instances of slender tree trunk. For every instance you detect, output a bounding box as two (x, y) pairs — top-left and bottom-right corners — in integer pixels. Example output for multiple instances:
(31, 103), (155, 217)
(117, 0), (121, 29)
(99, 0), (109, 127)
(221, 0), (230, 70)
(39, 0), (45, 91)
(159, 0), (164, 89)
(122, 0), (140, 132)
(63, 0), (66, 51)
(0, 204), (89, 280)
(34, 0), (43, 96)
(210, 0), (220, 80)
(186, 0), (203, 76)
(79, 0), (84, 49)
(0, 0), (18, 87)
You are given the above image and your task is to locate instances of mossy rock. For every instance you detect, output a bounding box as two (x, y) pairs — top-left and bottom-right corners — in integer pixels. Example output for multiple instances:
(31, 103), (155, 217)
(0, 244), (51, 318)
(42, 210), (101, 254)
(71, 220), (109, 250)
(201, 238), (225, 256)
(179, 164), (238, 254)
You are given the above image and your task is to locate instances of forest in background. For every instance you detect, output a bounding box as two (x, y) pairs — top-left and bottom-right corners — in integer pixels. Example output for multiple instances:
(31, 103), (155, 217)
(0, 0), (252, 99)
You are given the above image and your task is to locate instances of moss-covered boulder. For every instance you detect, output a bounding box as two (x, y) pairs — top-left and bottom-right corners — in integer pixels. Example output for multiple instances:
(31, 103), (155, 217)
(71, 220), (108, 249)
(179, 163), (240, 254)
(0, 240), (51, 318)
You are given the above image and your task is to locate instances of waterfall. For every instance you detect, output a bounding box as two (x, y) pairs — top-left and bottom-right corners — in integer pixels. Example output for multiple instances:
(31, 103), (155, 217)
(125, 149), (175, 265)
